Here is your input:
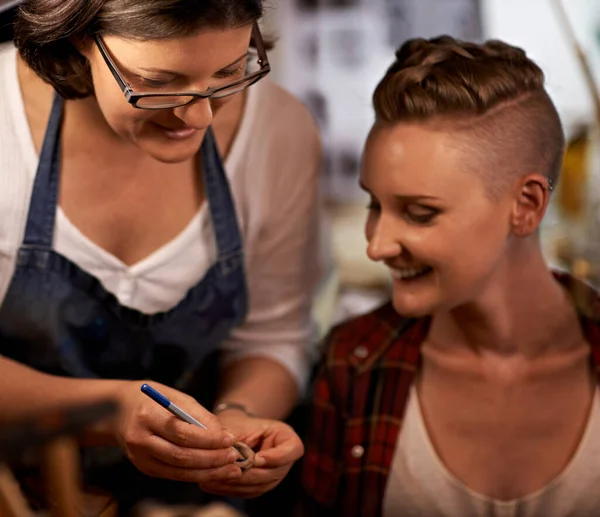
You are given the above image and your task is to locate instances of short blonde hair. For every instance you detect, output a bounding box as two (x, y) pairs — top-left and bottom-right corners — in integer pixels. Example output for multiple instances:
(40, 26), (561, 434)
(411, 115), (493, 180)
(373, 36), (565, 198)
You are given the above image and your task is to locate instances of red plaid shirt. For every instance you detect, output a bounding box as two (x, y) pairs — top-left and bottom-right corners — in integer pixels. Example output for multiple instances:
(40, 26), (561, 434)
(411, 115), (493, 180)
(301, 272), (600, 517)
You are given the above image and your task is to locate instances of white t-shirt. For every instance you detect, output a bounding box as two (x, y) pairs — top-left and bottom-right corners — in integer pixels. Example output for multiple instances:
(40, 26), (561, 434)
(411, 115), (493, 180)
(383, 384), (600, 517)
(0, 43), (323, 391)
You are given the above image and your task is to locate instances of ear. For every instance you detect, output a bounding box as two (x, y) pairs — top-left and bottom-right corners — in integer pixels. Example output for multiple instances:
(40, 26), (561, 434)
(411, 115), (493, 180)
(70, 35), (94, 60)
(510, 173), (552, 237)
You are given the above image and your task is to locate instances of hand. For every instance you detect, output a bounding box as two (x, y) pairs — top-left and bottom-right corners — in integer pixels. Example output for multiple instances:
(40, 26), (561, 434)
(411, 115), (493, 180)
(199, 410), (304, 498)
(114, 381), (241, 484)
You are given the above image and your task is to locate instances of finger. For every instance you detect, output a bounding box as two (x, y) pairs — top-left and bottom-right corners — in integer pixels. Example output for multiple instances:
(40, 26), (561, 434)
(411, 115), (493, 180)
(151, 390), (224, 431)
(147, 416), (232, 450)
(147, 435), (240, 469)
(254, 438), (304, 467)
(139, 457), (243, 484)
(221, 466), (289, 487)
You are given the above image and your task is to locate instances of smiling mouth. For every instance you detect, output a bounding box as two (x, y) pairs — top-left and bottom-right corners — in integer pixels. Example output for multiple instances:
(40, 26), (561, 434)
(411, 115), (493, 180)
(153, 123), (197, 139)
(389, 266), (433, 281)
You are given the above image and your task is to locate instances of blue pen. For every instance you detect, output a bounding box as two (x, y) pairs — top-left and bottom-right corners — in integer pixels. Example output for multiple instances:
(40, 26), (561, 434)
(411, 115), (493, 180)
(141, 383), (208, 429)
(140, 383), (256, 471)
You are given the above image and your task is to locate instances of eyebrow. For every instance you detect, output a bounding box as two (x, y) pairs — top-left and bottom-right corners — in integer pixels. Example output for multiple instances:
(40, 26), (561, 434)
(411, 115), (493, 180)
(359, 181), (441, 201)
(137, 52), (248, 76)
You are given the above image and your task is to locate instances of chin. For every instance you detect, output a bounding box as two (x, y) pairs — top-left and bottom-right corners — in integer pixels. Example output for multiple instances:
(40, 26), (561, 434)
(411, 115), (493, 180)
(133, 128), (207, 164)
(393, 288), (471, 318)
(150, 149), (199, 164)
(391, 297), (432, 318)
(390, 275), (440, 318)
(391, 286), (452, 318)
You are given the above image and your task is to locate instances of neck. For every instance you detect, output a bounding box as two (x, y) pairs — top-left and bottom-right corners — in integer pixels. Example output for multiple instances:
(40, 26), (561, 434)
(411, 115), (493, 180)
(428, 239), (582, 358)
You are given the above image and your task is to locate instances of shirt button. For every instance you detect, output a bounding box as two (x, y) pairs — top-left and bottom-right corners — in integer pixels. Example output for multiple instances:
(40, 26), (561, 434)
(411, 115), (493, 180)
(351, 445), (364, 459)
(353, 346), (369, 359)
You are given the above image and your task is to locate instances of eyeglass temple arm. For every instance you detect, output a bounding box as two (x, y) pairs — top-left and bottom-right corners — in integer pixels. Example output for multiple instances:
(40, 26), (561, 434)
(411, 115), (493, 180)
(93, 35), (130, 93)
(251, 22), (270, 67)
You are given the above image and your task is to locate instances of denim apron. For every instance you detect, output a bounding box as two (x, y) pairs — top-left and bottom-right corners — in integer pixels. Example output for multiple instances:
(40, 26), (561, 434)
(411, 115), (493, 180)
(0, 95), (248, 508)
(0, 94), (247, 385)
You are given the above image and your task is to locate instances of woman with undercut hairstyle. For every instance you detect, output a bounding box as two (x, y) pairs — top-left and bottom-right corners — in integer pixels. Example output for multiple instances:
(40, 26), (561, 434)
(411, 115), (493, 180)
(302, 35), (600, 517)
(0, 0), (322, 511)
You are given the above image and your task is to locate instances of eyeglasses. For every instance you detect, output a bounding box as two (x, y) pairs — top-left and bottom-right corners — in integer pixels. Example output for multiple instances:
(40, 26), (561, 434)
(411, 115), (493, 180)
(94, 23), (271, 110)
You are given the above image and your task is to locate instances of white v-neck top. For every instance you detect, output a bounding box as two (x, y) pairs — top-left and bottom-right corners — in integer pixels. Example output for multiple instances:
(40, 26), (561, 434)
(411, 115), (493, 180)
(0, 43), (323, 391)
(383, 384), (600, 517)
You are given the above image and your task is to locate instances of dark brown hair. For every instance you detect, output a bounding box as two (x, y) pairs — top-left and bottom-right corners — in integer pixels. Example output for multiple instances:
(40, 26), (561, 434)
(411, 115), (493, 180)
(373, 35), (565, 198)
(14, 0), (264, 98)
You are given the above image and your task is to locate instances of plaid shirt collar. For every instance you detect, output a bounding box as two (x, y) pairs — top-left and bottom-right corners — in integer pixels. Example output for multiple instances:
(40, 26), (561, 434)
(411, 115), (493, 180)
(347, 270), (600, 371)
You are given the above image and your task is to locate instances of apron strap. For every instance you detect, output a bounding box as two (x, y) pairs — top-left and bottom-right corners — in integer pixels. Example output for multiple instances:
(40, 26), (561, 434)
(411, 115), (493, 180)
(201, 127), (244, 259)
(21, 94), (64, 248)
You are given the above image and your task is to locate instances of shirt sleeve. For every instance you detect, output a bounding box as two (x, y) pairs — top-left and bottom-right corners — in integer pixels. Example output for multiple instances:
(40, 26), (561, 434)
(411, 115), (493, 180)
(220, 86), (324, 394)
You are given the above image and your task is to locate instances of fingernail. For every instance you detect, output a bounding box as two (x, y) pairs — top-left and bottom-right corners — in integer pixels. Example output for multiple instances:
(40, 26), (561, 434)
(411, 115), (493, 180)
(227, 451), (239, 463)
(228, 470), (241, 480)
(222, 435), (233, 448)
(255, 455), (267, 467)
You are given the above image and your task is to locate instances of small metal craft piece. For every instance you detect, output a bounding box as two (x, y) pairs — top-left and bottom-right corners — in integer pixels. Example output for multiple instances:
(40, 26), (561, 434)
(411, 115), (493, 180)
(231, 442), (255, 471)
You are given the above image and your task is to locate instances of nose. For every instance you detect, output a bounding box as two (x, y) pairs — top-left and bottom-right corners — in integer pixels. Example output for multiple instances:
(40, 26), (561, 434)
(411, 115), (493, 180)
(366, 214), (402, 262)
(173, 97), (213, 130)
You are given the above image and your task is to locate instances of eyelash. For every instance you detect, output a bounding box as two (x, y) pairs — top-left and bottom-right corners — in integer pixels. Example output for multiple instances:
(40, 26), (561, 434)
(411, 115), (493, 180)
(366, 201), (438, 225)
(138, 77), (170, 89)
(137, 64), (245, 90)
(214, 64), (245, 79)
(406, 212), (436, 224)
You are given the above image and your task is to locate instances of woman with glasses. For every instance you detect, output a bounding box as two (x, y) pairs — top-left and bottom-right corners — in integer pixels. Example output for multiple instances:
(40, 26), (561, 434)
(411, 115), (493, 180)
(0, 0), (322, 511)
